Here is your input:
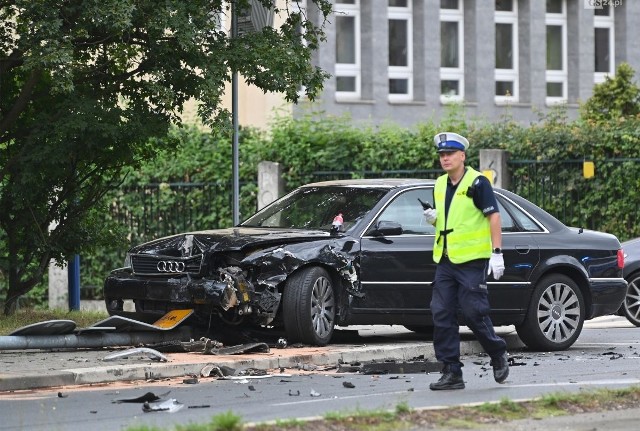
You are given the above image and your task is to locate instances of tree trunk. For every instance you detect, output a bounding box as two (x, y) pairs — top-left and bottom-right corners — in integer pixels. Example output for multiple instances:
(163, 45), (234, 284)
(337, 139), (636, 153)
(3, 235), (49, 316)
(3, 295), (18, 316)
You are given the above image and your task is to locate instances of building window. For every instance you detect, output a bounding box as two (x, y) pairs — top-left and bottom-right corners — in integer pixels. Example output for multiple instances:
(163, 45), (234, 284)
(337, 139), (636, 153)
(545, 0), (567, 104)
(495, 0), (518, 103)
(594, 5), (614, 84)
(440, 0), (464, 103)
(388, 0), (413, 101)
(335, 0), (361, 100)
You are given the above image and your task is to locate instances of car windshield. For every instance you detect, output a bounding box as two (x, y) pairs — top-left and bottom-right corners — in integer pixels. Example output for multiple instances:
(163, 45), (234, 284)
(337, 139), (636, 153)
(242, 186), (388, 230)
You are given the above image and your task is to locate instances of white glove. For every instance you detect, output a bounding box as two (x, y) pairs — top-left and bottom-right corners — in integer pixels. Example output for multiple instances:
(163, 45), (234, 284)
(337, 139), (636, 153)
(423, 208), (437, 225)
(488, 252), (505, 280)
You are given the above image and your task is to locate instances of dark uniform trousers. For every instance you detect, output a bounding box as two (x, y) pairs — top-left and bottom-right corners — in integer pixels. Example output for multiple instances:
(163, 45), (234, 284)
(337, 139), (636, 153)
(431, 256), (507, 374)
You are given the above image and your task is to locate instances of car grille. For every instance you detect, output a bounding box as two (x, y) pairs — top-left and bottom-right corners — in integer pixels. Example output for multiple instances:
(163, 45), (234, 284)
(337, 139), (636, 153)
(131, 254), (203, 276)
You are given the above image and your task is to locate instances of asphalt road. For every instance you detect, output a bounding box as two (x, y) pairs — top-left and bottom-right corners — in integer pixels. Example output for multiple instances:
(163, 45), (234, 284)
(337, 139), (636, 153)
(1, 316), (639, 430)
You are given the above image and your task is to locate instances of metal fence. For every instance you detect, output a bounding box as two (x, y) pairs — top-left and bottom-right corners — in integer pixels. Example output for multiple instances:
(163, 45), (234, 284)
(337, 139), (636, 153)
(309, 159), (640, 241)
(109, 182), (227, 241)
(508, 158), (640, 238)
(105, 158), (640, 242)
(309, 169), (442, 181)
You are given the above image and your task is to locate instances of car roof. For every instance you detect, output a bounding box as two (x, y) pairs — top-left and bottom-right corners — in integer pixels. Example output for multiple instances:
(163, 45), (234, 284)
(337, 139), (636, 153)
(302, 178), (438, 189)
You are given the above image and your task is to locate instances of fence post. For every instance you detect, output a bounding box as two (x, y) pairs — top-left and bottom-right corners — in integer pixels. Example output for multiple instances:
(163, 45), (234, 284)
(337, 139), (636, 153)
(258, 161), (285, 209)
(479, 149), (510, 190)
(48, 261), (68, 310)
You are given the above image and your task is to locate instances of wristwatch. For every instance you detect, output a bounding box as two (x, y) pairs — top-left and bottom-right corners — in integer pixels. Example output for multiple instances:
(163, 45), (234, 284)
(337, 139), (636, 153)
(493, 247), (502, 254)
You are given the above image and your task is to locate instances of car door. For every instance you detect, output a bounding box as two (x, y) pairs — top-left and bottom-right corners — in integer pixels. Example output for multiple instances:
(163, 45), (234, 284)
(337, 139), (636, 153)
(354, 187), (436, 323)
(489, 194), (542, 323)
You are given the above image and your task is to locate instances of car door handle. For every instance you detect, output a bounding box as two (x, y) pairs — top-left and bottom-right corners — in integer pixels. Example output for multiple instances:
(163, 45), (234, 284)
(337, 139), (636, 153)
(515, 245), (531, 254)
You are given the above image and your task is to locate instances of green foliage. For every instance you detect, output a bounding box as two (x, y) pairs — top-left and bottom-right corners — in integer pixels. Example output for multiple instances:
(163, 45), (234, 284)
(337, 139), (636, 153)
(0, 0), (333, 314)
(0, 309), (108, 335)
(175, 410), (243, 431)
(476, 397), (526, 415)
(394, 401), (412, 415)
(581, 63), (640, 122)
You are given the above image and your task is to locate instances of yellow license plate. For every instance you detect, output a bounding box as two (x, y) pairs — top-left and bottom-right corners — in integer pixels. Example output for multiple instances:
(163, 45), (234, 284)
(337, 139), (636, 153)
(152, 309), (194, 329)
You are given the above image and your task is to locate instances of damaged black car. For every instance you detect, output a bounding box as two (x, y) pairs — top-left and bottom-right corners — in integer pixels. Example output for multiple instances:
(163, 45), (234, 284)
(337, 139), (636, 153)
(104, 179), (627, 351)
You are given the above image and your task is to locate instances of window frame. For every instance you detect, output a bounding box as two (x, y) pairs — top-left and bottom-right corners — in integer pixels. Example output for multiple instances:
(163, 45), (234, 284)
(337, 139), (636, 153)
(495, 1), (519, 103)
(545, 0), (568, 105)
(334, 0), (362, 100)
(594, 5), (615, 84)
(440, 1), (465, 104)
(388, 1), (413, 102)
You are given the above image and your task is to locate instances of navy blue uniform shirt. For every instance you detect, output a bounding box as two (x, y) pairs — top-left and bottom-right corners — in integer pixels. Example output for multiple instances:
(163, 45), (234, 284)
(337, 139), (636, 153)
(443, 168), (499, 219)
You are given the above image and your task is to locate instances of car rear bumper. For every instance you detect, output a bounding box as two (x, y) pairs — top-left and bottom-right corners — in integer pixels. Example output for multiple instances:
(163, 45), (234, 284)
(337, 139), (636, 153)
(588, 277), (628, 318)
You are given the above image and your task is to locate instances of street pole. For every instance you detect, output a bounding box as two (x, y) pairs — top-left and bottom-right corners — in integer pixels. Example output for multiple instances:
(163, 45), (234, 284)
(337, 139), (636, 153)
(68, 254), (80, 310)
(231, 1), (240, 226)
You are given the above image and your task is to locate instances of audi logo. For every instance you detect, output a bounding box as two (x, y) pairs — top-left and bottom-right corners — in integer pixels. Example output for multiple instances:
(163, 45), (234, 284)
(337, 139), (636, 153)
(156, 261), (186, 273)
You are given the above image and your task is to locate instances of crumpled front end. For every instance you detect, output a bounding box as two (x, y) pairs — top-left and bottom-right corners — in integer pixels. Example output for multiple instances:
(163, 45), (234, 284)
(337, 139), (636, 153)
(104, 232), (360, 328)
(104, 263), (282, 326)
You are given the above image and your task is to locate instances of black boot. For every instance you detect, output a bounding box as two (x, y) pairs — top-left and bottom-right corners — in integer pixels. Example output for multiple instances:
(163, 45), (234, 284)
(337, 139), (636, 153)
(429, 366), (465, 390)
(491, 352), (509, 384)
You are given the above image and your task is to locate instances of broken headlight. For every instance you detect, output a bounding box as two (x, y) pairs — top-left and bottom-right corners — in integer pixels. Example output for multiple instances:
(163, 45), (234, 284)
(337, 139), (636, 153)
(123, 253), (131, 269)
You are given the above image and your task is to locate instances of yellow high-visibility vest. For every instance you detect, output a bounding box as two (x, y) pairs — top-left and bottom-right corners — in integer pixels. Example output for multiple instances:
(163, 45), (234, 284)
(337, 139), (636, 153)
(433, 168), (492, 264)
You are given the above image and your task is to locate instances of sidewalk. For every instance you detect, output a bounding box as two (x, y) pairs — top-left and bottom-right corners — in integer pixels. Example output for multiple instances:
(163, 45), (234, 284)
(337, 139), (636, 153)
(0, 326), (525, 392)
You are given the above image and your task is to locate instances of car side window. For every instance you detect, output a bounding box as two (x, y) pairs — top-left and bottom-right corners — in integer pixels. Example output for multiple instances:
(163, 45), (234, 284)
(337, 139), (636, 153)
(377, 189), (435, 235)
(497, 197), (544, 232)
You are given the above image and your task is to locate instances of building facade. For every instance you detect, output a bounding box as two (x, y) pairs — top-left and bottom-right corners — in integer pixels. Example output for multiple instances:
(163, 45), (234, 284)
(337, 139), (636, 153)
(285, 0), (640, 128)
(215, 0), (640, 130)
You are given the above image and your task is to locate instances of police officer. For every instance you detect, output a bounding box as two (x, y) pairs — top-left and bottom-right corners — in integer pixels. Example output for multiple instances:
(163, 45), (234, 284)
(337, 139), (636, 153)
(423, 132), (509, 390)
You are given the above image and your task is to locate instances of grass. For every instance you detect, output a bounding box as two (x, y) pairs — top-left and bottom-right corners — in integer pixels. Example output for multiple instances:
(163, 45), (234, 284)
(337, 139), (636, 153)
(120, 386), (640, 431)
(0, 309), (109, 335)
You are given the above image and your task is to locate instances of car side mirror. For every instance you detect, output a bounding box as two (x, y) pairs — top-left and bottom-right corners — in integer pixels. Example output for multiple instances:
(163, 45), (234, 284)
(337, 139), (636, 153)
(371, 220), (403, 236)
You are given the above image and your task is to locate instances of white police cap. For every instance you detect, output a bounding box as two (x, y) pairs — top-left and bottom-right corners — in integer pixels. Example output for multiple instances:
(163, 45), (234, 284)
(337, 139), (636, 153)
(433, 132), (469, 153)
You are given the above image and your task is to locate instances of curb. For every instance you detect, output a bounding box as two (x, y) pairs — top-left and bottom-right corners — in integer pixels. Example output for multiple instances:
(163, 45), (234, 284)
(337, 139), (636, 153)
(0, 334), (524, 392)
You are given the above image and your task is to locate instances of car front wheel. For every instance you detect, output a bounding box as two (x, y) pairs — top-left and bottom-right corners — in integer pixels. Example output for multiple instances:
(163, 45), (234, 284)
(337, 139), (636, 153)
(622, 272), (640, 327)
(516, 274), (585, 351)
(283, 267), (336, 346)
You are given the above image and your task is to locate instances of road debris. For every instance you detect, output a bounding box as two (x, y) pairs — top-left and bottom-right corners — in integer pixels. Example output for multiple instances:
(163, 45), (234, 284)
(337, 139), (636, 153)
(142, 399), (184, 413)
(182, 374), (199, 384)
(113, 391), (170, 404)
(103, 347), (168, 362)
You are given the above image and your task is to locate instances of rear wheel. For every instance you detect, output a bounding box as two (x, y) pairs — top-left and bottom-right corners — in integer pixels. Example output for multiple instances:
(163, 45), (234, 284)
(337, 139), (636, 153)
(283, 267), (336, 346)
(516, 274), (584, 351)
(622, 272), (640, 327)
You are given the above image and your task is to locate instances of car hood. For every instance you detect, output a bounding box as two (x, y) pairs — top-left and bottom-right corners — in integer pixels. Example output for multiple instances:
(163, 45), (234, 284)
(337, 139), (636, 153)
(129, 227), (334, 257)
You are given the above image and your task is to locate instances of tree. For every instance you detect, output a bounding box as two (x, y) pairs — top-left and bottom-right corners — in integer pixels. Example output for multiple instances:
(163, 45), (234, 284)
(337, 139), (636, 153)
(0, 0), (332, 315)
(580, 63), (640, 122)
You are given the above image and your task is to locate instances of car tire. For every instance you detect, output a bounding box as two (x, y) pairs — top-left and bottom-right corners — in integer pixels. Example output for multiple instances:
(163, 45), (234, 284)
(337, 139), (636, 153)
(283, 267), (336, 346)
(622, 272), (640, 327)
(516, 274), (585, 351)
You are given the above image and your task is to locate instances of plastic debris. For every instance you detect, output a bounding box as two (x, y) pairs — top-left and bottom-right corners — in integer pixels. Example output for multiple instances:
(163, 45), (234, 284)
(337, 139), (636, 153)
(182, 374), (199, 384)
(103, 347), (168, 362)
(142, 399), (184, 413)
(113, 391), (170, 404)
